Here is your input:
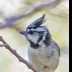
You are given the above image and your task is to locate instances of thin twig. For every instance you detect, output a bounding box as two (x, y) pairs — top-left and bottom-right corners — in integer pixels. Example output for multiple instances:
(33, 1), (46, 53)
(0, 44), (7, 47)
(0, 36), (37, 72)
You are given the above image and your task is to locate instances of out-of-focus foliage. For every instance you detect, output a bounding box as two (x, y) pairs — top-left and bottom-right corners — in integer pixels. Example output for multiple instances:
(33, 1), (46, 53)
(25, 0), (48, 5)
(0, 0), (69, 72)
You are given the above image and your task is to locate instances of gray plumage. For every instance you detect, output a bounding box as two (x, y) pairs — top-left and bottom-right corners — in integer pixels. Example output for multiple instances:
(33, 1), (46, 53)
(20, 14), (60, 72)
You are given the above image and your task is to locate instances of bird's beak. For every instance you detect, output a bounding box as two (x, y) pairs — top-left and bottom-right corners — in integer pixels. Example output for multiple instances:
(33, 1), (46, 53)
(20, 31), (26, 35)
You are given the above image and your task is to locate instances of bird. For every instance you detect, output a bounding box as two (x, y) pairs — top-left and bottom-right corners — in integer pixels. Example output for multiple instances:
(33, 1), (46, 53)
(20, 14), (60, 72)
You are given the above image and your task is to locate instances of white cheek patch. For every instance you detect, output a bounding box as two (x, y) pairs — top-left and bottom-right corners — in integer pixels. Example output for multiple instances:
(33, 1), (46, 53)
(39, 40), (45, 48)
(27, 34), (39, 44)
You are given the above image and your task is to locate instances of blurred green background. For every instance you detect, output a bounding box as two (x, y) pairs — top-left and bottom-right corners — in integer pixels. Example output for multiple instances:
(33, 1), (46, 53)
(0, 0), (69, 72)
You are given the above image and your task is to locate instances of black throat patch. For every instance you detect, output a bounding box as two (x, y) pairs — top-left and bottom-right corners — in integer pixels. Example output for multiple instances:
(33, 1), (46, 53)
(30, 41), (40, 49)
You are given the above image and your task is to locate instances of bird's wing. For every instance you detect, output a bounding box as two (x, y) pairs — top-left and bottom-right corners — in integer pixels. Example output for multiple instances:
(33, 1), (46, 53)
(53, 40), (60, 57)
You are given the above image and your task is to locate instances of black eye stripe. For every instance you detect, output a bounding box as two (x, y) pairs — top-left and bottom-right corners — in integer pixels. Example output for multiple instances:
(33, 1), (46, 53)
(28, 31), (45, 34)
(28, 31), (37, 34)
(38, 35), (43, 43)
(28, 31), (34, 34)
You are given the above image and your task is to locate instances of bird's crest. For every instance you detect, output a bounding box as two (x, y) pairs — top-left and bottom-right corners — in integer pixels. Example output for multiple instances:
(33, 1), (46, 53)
(27, 14), (47, 29)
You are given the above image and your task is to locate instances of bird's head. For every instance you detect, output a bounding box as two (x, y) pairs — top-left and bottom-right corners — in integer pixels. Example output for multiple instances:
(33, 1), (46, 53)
(20, 14), (52, 48)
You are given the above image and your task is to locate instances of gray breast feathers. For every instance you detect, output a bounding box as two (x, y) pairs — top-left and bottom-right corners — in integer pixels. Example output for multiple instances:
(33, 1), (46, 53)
(52, 40), (60, 57)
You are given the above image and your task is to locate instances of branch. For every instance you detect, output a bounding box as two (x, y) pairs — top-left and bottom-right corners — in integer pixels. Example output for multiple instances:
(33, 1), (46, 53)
(0, 36), (37, 72)
(0, 0), (64, 29)
(5, 0), (62, 22)
(0, 44), (7, 47)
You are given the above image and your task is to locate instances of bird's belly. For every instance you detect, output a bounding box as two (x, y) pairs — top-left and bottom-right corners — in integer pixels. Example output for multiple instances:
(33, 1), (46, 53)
(28, 47), (59, 71)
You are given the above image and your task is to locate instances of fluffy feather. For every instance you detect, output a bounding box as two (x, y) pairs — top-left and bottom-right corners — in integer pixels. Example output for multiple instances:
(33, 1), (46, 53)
(20, 14), (60, 72)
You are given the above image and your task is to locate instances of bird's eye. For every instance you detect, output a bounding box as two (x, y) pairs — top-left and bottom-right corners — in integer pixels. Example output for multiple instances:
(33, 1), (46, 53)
(34, 32), (38, 34)
(29, 31), (34, 34)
